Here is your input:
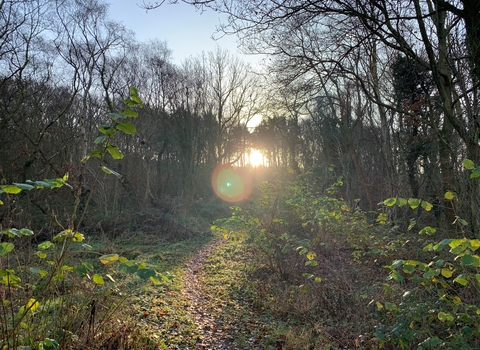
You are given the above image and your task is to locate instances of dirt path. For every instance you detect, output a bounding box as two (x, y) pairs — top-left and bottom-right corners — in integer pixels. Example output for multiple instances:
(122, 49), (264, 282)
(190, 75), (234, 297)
(182, 240), (232, 349)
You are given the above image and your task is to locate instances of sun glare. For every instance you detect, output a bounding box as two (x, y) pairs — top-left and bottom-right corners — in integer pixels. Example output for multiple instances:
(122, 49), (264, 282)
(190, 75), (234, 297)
(249, 149), (263, 167)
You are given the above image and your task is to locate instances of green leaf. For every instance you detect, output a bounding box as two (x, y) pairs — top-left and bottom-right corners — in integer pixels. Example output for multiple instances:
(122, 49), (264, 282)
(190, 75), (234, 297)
(100, 166), (122, 178)
(30, 268), (48, 277)
(385, 302), (397, 311)
(7, 228), (21, 237)
(433, 239), (452, 251)
(74, 266), (88, 277)
(418, 226), (436, 235)
(449, 239), (465, 249)
(1, 185), (22, 194)
(444, 191), (455, 200)
(438, 311), (454, 322)
(407, 198), (421, 209)
(441, 268), (453, 278)
(123, 98), (137, 107)
(98, 124), (115, 135)
(391, 260), (404, 269)
(376, 213), (388, 225)
(396, 198), (408, 207)
(150, 276), (162, 284)
(120, 109), (138, 118)
(42, 338), (59, 349)
(116, 121), (136, 134)
(129, 86), (140, 98)
(463, 158), (475, 170)
(38, 241), (54, 250)
(454, 216), (468, 226)
(420, 201), (433, 211)
(26, 298), (40, 312)
(388, 270), (404, 282)
(461, 254), (475, 266)
(137, 268), (156, 279)
(0, 243), (14, 256)
(94, 135), (107, 144)
(454, 274), (469, 286)
(99, 254), (119, 265)
(470, 166), (480, 178)
(468, 240), (480, 252)
(89, 149), (104, 159)
(82, 262), (94, 271)
(92, 274), (104, 285)
(106, 144), (124, 160)
(383, 198), (397, 206)
(36, 251), (47, 259)
(107, 113), (125, 121)
(13, 183), (35, 190)
(72, 232), (84, 242)
(53, 230), (70, 242)
(19, 228), (33, 236)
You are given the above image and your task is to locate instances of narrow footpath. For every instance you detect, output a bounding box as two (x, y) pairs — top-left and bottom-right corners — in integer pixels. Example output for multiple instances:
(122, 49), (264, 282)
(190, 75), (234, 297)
(182, 240), (231, 349)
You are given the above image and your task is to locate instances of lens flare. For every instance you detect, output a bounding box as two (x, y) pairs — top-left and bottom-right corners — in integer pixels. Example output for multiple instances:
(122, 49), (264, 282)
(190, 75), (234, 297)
(211, 164), (252, 202)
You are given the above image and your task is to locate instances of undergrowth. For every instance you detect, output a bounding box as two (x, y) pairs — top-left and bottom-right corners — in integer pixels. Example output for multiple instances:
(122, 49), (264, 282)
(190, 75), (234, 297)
(211, 171), (480, 349)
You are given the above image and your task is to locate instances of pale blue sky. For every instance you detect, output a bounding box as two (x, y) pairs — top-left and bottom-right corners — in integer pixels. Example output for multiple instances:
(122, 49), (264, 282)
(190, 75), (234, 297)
(108, 1), (253, 64)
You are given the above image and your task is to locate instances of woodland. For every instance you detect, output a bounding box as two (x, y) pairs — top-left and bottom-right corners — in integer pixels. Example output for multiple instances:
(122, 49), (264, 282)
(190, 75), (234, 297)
(1, 0), (480, 349)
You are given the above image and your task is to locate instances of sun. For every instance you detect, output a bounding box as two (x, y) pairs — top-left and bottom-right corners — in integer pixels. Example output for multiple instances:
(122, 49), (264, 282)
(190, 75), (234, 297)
(249, 149), (263, 167)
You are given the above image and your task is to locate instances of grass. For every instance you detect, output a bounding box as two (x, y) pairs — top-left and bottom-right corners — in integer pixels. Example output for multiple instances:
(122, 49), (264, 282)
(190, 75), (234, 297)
(94, 231), (217, 349)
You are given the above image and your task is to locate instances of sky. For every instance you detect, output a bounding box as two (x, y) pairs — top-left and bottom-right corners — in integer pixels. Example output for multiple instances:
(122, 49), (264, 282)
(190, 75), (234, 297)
(107, 1), (259, 65)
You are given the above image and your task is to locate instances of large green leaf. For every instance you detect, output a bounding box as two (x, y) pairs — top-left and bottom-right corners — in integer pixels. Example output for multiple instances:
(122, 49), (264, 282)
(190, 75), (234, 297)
(407, 198), (420, 209)
(1, 185), (22, 194)
(461, 254), (475, 266)
(107, 113), (125, 121)
(106, 144), (124, 160)
(438, 311), (454, 322)
(137, 268), (156, 279)
(92, 274), (104, 285)
(453, 274), (469, 286)
(116, 121), (136, 134)
(441, 268), (453, 278)
(38, 241), (54, 250)
(90, 149), (105, 158)
(13, 183), (35, 190)
(100, 166), (122, 178)
(444, 191), (455, 200)
(120, 109), (138, 118)
(383, 198), (397, 206)
(99, 254), (119, 265)
(0, 242), (14, 256)
(418, 226), (436, 235)
(470, 166), (480, 178)
(94, 135), (107, 144)
(98, 124), (115, 135)
(463, 158), (475, 170)
(420, 200), (433, 211)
